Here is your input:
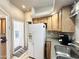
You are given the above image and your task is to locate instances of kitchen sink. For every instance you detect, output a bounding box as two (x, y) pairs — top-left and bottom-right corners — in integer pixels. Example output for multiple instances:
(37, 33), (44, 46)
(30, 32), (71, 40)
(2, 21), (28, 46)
(55, 45), (79, 59)
(56, 56), (73, 59)
(55, 45), (70, 54)
(70, 47), (79, 58)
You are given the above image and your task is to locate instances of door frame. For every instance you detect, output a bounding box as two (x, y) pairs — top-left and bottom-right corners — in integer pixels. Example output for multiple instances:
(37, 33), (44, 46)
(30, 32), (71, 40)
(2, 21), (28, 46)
(6, 16), (12, 59)
(0, 15), (12, 59)
(0, 6), (12, 59)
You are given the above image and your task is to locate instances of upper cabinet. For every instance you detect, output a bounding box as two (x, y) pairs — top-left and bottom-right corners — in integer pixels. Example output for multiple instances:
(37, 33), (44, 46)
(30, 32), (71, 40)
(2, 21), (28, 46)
(58, 10), (62, 32)
(0, 18), (6, 34)
(33, 15), (59, 31)
(0, 20), (1, 34)
(33, 17), (48, 24)
(51, 13), (59, 31)
(33, 6), (75, 32)
(33, 18), (39, 24)
(33, 17), (48, 29)
(1, 18), (6, 34)
(47, 17), (52, 31)
(60, 6), (75, 32)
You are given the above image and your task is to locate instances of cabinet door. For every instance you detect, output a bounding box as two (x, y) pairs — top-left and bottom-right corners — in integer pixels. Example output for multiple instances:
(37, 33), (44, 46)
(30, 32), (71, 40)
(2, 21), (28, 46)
(47, 16), (52, 31)
(40, 17), (48, 23)
(1, 18), (6, 34)
(0, 20), (1, 34)
(39, 18), (44, 23)
(38, 17), (48, 29)
(1, 43), (6, 59)
(62, 7), (75, 32)
(45, 41), (51, 59)
(33, 19), (37, 24)
(58, 11), (62, 32)
(52, 14), (59, 31)
(33, 18), (39, 24)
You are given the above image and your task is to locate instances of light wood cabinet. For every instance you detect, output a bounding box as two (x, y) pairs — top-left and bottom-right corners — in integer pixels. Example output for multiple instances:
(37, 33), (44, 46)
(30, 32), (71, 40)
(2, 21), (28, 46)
(33, 6), (75, 32)
(45, 41), (51, 59)
(33, 17), (51, 31)
(51, 14), (59, 31)
(33, 17), (48, 29)
(33, 15), (60, 31)
(33, 18), (39, 24)
(58, 10), (62, 31)
(0, 43), (6, 59)
(42, 17), (48, 23)
(1, 18), (6, 34)
(39, 18), (44, 23)
(61, 6), (75, 32)
(0, 20), (1, 34)
(0, 18), (6, 34)
(47, 17), (52, 31)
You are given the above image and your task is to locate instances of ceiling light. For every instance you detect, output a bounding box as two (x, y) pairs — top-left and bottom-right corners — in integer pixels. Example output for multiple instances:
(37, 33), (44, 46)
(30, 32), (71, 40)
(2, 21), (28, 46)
(22, 5), (26, 8)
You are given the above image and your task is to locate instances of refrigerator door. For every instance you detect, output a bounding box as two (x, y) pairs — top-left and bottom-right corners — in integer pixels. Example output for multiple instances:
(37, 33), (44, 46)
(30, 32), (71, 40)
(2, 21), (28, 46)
(28, 23), (46, 59)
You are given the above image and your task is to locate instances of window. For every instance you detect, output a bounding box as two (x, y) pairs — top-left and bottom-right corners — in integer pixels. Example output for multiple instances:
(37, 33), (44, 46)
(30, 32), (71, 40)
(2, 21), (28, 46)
(13, 20), (24, 51)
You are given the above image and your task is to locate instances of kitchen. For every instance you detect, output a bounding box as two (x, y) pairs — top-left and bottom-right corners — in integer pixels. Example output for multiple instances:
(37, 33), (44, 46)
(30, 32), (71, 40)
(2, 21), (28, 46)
(0, 0), (79, 59)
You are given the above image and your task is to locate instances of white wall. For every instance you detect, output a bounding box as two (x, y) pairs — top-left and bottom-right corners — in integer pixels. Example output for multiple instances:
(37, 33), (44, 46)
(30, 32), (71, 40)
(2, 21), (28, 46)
(75, 13), (79, 43)
(25, 11), (32, 22)
(0, 0), (24, 20)
(0, 0), (24, 59)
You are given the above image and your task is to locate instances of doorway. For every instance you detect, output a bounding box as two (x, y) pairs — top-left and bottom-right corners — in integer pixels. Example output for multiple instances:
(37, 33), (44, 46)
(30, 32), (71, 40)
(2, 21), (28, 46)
(0, 18), (6, 59)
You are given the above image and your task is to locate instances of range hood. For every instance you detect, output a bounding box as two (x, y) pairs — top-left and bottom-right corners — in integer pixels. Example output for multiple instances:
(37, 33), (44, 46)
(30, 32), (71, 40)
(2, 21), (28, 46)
(70, 1), (79, 17)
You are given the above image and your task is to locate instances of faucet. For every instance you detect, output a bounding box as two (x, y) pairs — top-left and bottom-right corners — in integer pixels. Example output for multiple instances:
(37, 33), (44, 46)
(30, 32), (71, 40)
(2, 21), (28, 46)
(29, 56), (36, 59)
(68, 43), (79, 50)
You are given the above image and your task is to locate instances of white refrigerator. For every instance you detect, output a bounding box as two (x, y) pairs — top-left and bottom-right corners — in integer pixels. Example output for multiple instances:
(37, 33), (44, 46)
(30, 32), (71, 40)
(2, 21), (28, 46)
(28, 23), (46, 59)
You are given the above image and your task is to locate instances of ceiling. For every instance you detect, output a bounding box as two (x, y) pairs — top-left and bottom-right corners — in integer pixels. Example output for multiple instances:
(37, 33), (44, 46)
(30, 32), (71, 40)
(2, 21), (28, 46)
(9, 0), (53, 12)
(9, 0), (75, 12)
(54, 0), (75, 11)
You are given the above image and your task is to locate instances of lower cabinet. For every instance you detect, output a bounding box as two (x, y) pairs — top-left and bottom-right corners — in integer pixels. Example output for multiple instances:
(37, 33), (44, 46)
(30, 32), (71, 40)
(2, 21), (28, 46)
(45, 41), (51, 59)
(0, 43), (6, 59)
